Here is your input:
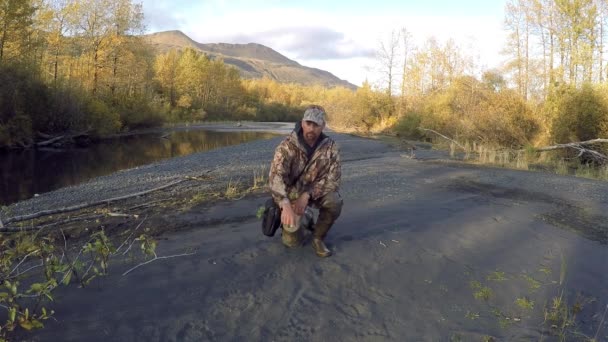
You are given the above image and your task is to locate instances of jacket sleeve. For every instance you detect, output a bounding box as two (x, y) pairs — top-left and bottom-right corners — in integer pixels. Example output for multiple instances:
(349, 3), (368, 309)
(268, 140), (291, 204)
(310, 141), (341, 200)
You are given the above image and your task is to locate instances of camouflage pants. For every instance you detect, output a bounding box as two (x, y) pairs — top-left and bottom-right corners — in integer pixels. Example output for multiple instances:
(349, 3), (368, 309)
(309, 191), (343, 240)
(281, 191), (343, 247)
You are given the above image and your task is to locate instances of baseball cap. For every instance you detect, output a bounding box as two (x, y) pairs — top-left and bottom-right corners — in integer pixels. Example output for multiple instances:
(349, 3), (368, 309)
(302, 105), (326, 125)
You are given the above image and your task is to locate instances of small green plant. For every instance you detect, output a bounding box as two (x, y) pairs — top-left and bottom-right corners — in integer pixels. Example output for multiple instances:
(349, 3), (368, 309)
(82, 230), (115, 275)
(190, 192), (207, 203)
(256, 206), (266, 219)
(486, 270), (508, 282)
(470, 281), (493, 301)
(225, 179), (240, 199)
(515, 297), (534, 310)
(1, 222), (162, 341)
(138, 235), (157, 257)
(252, 168), (267, 190)
(521, 274), (541, 291)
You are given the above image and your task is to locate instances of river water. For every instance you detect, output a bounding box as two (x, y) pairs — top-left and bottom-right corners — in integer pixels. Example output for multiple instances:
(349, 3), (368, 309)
(0, 129), (279, 205)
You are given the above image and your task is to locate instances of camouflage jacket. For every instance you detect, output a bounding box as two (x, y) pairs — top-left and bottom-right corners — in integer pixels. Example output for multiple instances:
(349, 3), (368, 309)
(269, 124), (341, 204)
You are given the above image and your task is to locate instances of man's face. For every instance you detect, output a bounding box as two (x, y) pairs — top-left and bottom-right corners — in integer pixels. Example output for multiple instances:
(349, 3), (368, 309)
(302, 119), (324, 146)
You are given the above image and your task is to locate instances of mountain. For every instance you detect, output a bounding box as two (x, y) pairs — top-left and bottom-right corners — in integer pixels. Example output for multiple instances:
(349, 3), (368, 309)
(143, 30), (357, 90)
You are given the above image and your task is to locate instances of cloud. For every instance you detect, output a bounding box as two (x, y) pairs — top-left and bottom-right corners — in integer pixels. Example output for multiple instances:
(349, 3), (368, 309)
(141, 1), (204, 32)
(214, 26), (376, 60)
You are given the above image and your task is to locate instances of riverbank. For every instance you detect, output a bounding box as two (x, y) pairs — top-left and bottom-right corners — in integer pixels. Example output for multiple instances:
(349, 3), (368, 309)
(3, 123), (608, 341)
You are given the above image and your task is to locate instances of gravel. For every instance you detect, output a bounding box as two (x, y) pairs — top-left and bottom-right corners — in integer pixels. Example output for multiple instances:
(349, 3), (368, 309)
(2, 124), (398, 220)
(4, 123), (608, 222)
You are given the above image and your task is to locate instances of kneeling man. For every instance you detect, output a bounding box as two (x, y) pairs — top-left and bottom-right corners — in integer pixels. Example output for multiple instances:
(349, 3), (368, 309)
(268, 105), (343, 257)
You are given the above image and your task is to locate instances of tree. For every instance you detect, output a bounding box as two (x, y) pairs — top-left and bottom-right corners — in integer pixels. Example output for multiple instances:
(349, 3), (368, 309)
(376, 29), (400, 118)
(398, 27), (413, 116)
(0, 0), (37, 63)
(505, 0), (531, 99)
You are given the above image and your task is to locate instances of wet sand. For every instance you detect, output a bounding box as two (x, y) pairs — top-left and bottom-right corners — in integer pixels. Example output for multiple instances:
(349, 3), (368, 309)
(14, 126), (608, 341)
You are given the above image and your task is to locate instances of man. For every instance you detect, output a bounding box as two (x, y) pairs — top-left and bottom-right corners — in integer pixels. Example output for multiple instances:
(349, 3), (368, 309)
(268, 105), (343, 257)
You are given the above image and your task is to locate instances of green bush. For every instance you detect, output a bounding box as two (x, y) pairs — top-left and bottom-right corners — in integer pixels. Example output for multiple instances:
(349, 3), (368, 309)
(85, 99), (121, 136)
(477, 89), (539, 147)
(0, 113), (33, 147)
(118, 96), (165, 130)
(551, 83), (608, 143)
(0, 64), (48, 146)
(394, 111), (423, 139)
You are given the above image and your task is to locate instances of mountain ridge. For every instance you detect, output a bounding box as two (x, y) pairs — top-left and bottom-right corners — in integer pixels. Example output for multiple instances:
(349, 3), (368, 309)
(143, 30), (356, 90)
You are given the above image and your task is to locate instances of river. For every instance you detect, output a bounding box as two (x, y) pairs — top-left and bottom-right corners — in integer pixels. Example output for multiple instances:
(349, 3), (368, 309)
(0, 129), (279, 205)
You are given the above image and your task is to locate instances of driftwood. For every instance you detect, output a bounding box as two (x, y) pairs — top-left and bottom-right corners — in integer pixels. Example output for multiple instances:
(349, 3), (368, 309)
(418, 128), (608, 164)
(0, 214), (106, 233)
(3, 178), (188, 226)
(535, 139), (608, 164)
(36, 135), (65, 147)
(35, 130), (90, 148)
(418, 128), (466, 150)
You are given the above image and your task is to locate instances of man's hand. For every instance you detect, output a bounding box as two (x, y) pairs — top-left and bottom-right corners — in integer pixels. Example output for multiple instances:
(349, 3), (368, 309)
(294, 192), (310, 216)
(280, 200), (297, 227)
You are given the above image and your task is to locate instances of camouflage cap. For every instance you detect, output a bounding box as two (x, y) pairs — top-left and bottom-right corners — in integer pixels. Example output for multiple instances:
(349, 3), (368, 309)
(303, 105), (326, 126)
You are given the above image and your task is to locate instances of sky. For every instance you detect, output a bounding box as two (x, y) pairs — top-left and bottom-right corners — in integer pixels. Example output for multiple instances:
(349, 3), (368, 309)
(140, 0), (508, 87)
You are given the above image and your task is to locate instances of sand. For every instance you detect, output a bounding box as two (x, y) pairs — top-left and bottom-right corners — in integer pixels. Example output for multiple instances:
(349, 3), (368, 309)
(13, 126), (608, 341)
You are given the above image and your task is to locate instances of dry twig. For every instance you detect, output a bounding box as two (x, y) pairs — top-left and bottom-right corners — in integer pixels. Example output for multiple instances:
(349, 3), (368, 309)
(536, 139), (608, 164)
(4, 178), (188, 225)
(122, 251), (196, 276)
(418, 128), (466, 150)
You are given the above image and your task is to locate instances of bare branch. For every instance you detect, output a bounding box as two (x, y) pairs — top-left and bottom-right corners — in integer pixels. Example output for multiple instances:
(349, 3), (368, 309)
(122, 251), (196, 276)
(9, 249), (40, 276)
(115, 218), (147, 254)
(536, 140), (608, 164)
(418, 128), (466, 150)
(4, 178), (189, 225)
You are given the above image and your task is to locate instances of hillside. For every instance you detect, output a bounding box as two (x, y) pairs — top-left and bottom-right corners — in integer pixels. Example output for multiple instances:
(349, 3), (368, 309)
(143, 30), (356, 89)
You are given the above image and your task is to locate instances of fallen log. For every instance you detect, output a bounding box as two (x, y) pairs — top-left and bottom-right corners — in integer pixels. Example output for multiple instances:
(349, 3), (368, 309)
(536, 139), (608, 164)
(36, 135), (65, 147)
(418, 128), (466, 150)
(35, 130), (91, 147)
(3, 178), (188, 225)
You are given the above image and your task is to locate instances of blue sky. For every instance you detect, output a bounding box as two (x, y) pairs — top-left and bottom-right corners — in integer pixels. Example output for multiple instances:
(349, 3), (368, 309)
(141, 0), (507, 87)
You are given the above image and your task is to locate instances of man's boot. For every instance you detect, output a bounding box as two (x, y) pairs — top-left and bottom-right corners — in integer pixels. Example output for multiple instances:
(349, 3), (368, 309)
(282, 226), (303, 248)
(312, 238), (331, 257)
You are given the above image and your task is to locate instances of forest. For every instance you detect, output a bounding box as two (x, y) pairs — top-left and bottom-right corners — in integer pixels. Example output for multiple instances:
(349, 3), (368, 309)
(1, 0), (608, 168)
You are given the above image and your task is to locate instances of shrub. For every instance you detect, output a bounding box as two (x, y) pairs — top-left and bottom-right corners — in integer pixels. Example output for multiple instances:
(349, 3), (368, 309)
(550, 83), (608, 143)
(85, 99), (121, 136)
(0, 113), (33, 147)
(394, 111), (423, 139)
(118, 96), (165, 130)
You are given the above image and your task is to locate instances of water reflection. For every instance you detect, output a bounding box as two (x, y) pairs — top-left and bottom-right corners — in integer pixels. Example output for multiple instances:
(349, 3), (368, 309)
(0, 130), (278, 205)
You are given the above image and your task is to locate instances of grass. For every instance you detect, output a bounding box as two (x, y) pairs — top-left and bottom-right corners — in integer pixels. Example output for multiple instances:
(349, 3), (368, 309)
(515, 297), (534, 310)
(224, 179), (241, 199)
(252, 166), (268, 190)
(470, 281), (493, 301)
(462, 256), (607, 341)
(438, 139), (608, 182)
(487, 270), (508, 282)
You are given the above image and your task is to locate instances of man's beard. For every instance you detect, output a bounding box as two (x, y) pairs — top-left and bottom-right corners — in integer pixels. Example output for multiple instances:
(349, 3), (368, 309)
(305, 132), (318, 142)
